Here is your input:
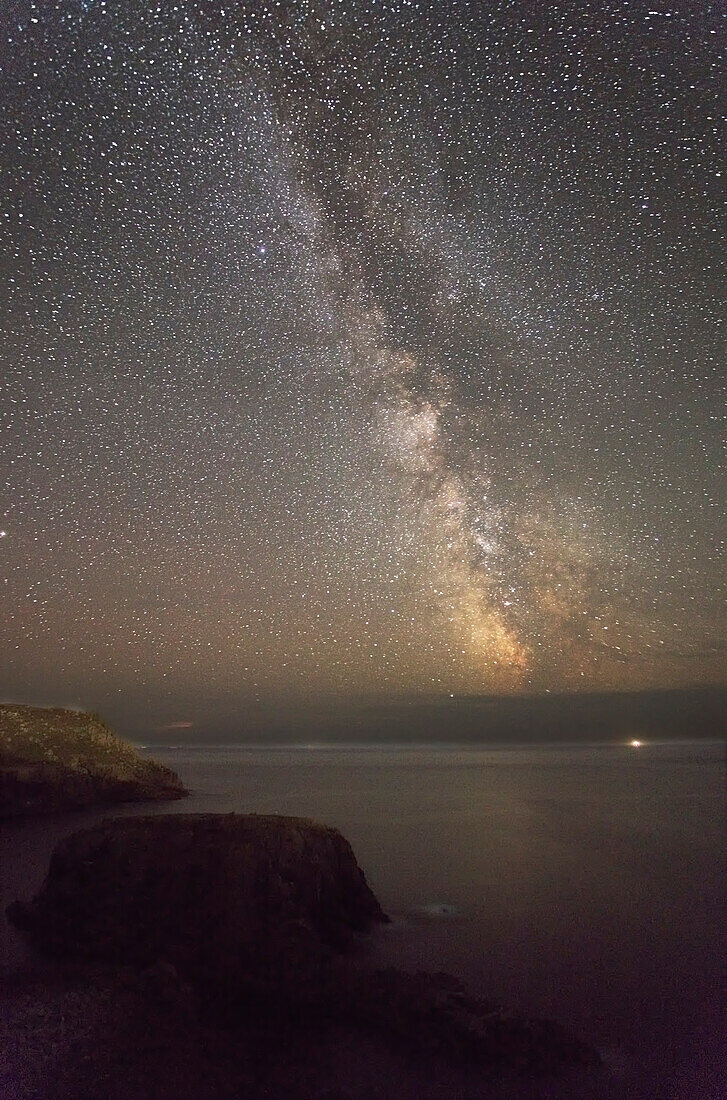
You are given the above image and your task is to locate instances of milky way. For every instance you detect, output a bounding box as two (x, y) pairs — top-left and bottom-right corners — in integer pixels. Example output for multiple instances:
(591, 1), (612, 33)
(1, 1), (724, 734)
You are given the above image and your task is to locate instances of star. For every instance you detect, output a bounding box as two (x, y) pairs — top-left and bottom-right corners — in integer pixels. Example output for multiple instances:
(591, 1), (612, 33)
(0, 0), (722, 733)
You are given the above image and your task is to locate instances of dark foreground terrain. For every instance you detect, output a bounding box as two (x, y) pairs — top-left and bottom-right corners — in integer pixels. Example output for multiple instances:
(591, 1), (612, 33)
(4, 813), (606, 1100)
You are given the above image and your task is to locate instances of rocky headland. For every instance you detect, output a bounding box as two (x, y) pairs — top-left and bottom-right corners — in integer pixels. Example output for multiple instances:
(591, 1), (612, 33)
(4, 812), (604, 1099)
(8, 813), (388, 997)
(0, 705), (187, 818)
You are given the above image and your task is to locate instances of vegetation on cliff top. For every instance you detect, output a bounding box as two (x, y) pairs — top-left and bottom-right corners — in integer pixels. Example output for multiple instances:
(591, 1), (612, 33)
(0, 704), (187, 816)
(2, 705), (143, 769)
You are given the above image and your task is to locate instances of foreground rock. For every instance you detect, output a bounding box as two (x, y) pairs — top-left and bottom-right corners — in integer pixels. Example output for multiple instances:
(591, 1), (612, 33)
(0, 966), (607, 1100)
(326, 968), (600, 1075)
(9, 813), (601, 1089)
(0, 705), (187, 817)
(9, 813), (388, 996)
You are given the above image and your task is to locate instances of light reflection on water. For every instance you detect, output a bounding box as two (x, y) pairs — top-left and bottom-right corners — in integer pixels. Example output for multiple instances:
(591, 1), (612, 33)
(2, 741), (725, 1095)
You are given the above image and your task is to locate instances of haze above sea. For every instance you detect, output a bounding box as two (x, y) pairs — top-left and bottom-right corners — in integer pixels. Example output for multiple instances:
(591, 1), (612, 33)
(2, 740), (724, 1098)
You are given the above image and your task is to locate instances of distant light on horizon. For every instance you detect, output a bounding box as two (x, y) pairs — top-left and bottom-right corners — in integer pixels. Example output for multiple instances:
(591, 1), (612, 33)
(630, 739), (643, 748)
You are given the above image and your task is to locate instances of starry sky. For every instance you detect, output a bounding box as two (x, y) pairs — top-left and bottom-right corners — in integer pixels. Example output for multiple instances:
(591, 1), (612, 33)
(1, 1), (724, 737)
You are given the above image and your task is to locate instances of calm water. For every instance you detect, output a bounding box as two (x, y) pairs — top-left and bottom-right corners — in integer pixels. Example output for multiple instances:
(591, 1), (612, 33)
(2, 741), (725, 1097)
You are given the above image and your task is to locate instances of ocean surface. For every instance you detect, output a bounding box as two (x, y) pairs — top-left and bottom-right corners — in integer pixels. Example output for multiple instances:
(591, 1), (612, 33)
(2, 740), (725, 1097)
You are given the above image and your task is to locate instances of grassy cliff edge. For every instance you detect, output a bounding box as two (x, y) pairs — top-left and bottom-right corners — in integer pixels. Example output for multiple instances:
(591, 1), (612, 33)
(0, 704), (187, 818)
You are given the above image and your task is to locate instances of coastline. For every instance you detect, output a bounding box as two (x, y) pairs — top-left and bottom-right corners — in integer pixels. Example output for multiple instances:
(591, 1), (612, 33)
(3, 740), (724, 1098)
(0, 705), (187, 819)
(4, 812), (601, 1100)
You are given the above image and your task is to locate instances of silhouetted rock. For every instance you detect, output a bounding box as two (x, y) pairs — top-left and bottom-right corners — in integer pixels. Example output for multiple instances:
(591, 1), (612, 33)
(0, 705), (187, 817)
(8, 812), (601, 1085)
(8, 813), (388, 996)
(325, 968), (600, 1074)
(0, 961), (605, 1100)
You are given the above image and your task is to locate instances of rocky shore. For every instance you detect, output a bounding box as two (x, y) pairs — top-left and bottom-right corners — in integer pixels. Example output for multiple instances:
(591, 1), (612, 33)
(0, 705), (187, 817)
(4, 812), (605, 1099)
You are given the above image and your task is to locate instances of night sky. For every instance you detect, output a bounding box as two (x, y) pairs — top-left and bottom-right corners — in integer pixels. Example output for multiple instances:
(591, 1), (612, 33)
(1, 1), (724, 736)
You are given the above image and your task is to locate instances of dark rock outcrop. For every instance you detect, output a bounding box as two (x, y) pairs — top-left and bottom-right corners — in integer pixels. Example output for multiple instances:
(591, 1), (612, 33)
(8, 813), (601, 1084)
(8, 813), (388, 996)
(0, 965), (602, 1100)
(325, 968), (600, 1074)
(0, 705), (187, 817)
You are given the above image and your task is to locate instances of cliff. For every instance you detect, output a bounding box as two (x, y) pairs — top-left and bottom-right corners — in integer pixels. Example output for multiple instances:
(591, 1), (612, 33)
(7, 813), (601, 1096)
(9, 813), (388, 996)
(0, 704), (187, 817)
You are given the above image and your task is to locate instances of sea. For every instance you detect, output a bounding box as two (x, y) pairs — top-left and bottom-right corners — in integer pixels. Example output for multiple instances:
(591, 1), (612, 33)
(1, 740), (725, 1098)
